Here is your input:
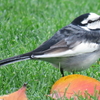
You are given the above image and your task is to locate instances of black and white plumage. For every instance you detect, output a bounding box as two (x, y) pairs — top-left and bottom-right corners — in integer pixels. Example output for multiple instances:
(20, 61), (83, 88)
(1, 13), (100, 76)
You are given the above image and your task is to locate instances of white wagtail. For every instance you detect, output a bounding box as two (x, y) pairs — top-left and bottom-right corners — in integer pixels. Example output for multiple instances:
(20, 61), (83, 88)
(0, 13), (100, 76)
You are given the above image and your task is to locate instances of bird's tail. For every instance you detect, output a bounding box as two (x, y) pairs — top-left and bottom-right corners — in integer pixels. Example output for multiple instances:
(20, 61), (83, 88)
(0, 52), (33, 66)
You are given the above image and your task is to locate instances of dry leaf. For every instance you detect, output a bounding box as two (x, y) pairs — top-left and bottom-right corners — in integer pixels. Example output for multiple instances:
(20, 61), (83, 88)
(0, 84), (28, 100)
(49, 74), (100, 99)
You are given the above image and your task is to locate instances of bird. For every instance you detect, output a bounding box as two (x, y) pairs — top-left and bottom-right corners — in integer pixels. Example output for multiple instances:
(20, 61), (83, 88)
(0, 12), (100, 77)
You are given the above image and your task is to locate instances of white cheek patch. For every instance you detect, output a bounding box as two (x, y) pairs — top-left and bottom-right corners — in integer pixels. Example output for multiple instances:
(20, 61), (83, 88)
(87, 21), (100, 29)
(81, 20), (100, 31)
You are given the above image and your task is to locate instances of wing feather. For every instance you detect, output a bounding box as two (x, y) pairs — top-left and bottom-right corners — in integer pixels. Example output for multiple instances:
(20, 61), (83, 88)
(34, 39), (99, 58)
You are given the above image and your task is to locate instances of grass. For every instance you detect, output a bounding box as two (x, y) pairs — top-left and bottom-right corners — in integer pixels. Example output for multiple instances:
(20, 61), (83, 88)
(0, 0), (100, 99)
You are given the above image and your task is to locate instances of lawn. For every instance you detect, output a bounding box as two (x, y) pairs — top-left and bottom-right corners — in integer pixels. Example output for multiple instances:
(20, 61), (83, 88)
(0, 0), (100, 99)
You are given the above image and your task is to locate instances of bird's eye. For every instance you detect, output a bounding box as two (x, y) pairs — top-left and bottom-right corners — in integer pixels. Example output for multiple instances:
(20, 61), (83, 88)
(88, 20), (93, 23)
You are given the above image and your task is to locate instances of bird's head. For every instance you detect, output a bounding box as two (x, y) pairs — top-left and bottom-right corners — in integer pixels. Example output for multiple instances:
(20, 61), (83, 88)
(72, 13), (100, 31)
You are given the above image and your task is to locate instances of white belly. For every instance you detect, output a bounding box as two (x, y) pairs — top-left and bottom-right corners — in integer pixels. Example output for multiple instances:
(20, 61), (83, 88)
(42, 50), (100, 72)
